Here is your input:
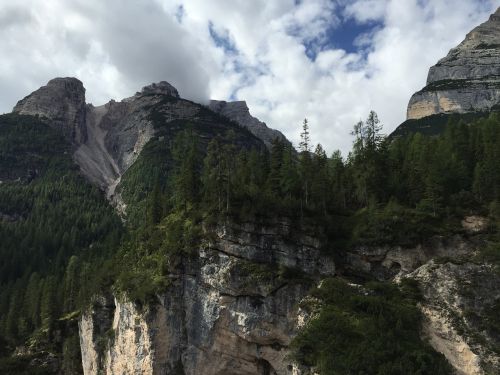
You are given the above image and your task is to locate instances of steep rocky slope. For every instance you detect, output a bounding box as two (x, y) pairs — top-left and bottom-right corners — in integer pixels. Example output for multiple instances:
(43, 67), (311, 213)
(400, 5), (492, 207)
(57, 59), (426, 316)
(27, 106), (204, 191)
(13, 79), (276, 200)
(407, 8), (500, 120)
(6, 24), (500, 372)
(79, 219), (334, 375)
(337, 219), (500, 375)
(410, 260), (500, 375)
(209, 100), (289, 148)
(13, 77), (87, 144)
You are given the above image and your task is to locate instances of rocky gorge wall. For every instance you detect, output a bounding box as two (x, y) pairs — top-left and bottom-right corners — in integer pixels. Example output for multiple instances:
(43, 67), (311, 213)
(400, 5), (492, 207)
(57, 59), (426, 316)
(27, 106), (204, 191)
(339, 217), (500, 375)
(78, 215), (500, 375)
(79, 219), (334, 375)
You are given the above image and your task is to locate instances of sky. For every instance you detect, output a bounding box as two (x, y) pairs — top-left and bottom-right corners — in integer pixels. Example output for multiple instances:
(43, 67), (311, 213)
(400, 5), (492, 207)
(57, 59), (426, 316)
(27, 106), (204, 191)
(0, 0), (499, 154)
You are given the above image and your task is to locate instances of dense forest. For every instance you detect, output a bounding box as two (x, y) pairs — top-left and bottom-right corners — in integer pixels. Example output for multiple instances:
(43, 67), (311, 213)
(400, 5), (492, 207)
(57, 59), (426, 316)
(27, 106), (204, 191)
(1, 109), (500, 373)
(0, 115), (122, 373)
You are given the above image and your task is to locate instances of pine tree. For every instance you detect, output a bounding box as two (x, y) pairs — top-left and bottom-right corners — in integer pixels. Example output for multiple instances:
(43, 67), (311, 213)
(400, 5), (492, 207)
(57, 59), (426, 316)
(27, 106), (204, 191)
(298, 119), (313, 209)
(312, 144), (329, 214)
(24, 272), (42, 329)
(365, 110), (384, 149)
(329, 150), (347, 209)
(202, 138), (224, 212)
(222, 130), (237, 212)
(148, 179), (164, 225)
(299, 118), (311, 153)
(280, 145), (300, 202)
(171, 129), (200, 211)
(268, 138), (285, 196)
(63, 255), (80, 313)
(351, 120), (365, 155)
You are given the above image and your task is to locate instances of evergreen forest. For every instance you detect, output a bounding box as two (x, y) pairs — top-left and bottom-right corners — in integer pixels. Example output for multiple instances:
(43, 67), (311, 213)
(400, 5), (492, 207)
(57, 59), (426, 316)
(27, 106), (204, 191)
(1, 110), (500, 373)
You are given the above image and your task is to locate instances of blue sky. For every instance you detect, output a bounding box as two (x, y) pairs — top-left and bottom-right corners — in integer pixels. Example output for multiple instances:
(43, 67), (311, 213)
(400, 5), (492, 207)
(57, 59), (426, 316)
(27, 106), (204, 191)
(0, 0), (499, 153)
(326, 17), (380, 53)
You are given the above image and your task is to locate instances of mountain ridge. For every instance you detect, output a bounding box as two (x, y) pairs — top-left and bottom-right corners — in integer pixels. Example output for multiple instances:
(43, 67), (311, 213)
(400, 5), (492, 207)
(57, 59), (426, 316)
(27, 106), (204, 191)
(406, 7), (500, 121)
(12, 78), (284, 200)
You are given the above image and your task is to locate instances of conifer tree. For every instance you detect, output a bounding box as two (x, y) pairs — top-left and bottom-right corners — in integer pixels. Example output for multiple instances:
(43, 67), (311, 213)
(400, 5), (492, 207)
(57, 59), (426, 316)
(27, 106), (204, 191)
(280, 145), (300, 202)
(329, 150), (347, 209)
(202, 138), (224, 212)
(298, 119), (313, 208)
(222, 130), (237, 212)
(171, 128), (200, 211)
(312, 144), (329, 214)
(299, 118), (311, 153)
(268, 138), (285, 196)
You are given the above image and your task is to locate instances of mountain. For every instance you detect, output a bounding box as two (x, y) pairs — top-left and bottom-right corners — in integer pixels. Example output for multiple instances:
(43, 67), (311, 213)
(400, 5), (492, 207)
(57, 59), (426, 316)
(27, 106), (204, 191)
(13, 78), (267, 203)
(2, 12), (500, 375)
(407, 8), (500, 120)
(209, 100), (289, 148)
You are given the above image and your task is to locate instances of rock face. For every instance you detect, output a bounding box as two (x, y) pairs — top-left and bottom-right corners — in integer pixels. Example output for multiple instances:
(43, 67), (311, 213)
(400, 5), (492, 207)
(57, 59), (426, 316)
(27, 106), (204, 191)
(409, 261), (500, 374)
(74, 82), (190, 198)
(13, 78), (87, 143)
(75, 90), (165, 195)
(339, 227), (500, 375)
(407, 8), (500, 120)
(209, 100), (289, 148)
(79, 219), (334, 375)
(11, 79), (282, 202)
(138, 81), (179, 98)
(340, 234), (479, 281)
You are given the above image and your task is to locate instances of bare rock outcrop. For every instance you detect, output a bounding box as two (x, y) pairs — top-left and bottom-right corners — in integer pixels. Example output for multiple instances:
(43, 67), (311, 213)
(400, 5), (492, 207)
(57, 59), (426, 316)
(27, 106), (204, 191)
(209, 100), (289, 148)
(13, 77), (87, 143)
(408, 261), (500, 374)
(11, 79), (281, 205)
(341, 234), (479, 281)
(407, 8), (500, 120)
(79, 219), (334, 375)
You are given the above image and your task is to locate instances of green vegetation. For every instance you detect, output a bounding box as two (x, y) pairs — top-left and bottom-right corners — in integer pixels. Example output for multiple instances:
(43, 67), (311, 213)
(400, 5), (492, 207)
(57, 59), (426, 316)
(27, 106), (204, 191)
(0, 114), (123, 372)
(2, 104), (500, 373)
(291, 278), (453, 375)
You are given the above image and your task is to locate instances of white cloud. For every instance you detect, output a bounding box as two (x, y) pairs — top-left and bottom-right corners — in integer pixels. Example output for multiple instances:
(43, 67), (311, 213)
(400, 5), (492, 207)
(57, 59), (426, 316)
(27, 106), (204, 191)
(0, 0), (499, 154)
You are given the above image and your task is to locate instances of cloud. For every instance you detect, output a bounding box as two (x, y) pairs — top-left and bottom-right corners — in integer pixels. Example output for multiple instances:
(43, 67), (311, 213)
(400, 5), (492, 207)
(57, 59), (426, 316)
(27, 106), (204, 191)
(0, 0), (216, 108)
(0, 0), (499, 154)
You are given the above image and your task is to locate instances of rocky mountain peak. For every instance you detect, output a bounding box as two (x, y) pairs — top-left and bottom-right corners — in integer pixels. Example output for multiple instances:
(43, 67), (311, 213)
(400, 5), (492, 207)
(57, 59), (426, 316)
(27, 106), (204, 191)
(138, 81), (179, 98)
(454, 8), (500, 52)
(492, 6), (500, 20)
(13, 77), (87, 143)
(406, 8), (500, 120)
(209, 99), (289, 149)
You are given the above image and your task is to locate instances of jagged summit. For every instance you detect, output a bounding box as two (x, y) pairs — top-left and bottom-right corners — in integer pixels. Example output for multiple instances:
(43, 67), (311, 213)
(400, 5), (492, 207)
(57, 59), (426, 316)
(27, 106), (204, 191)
(9, 77), (280, 199)
(209, 99), (289, 148)
(13, 77), (87, 143)
(407, 8), (500, 120)
(137, 81), (179, 98)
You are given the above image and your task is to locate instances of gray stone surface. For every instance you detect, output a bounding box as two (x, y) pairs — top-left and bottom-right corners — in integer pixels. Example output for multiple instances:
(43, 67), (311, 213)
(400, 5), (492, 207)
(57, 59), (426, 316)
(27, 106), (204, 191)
(409, 261), (500, 374)
(209, 100), (290, 148)
(79, 218), (334, 375)
(137, 81), (179, 98)
(407, 7), (500, 119)
(12, 79), (279, 208)
(340, 228), (500, 375)
(13, 77), (87, 143)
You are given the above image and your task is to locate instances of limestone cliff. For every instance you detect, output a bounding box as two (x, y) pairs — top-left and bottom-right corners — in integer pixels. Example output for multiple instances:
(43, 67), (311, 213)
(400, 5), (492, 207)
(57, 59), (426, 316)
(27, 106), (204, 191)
(13, 77), (87, 143)
(338, 218), (500, 375)
(409, 260), (500, 375)
(407, 8), (500, 120)
(79, 219), (334, 375)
